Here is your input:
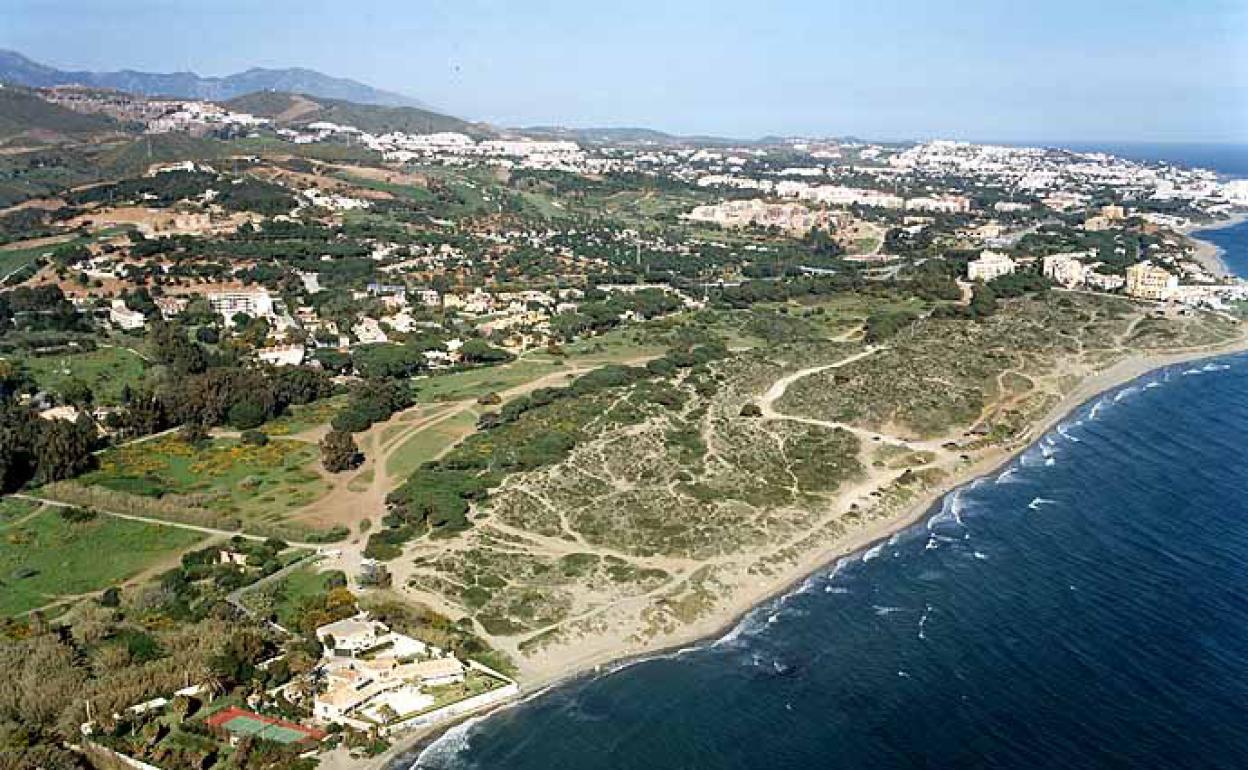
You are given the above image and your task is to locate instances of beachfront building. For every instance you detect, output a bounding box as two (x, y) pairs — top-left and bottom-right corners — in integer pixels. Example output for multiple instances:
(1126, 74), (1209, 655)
(1125, 261), (1178, 301)
(1042, 253), (1089, 288)
(308, 612), (515, 734)
(967, 250), (1016, 282)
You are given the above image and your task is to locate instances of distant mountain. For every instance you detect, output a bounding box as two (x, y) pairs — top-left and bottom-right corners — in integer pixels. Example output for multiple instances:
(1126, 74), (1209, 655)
(0, 49), (425, 109)
(226, 92), (495, 139)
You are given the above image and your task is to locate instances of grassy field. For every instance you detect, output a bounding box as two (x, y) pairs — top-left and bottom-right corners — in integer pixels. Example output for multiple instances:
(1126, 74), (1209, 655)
(260, 395), (347, 437)
(16, 345), (148, 405)
(0, 505), (206, 616)
(0, 497), (39, 526)
(242, 563), (337, 629)
(0, 242), (55, 279)
(0, 226), (132, 280)
(334, 172), (435, 203)
(416, 360), (572, 402)
(81, 435), (330, 526)
(386, 409), (480, 479)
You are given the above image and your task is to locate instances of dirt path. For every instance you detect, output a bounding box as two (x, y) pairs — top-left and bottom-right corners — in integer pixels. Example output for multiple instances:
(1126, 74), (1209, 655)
(299, 357), (660, 536)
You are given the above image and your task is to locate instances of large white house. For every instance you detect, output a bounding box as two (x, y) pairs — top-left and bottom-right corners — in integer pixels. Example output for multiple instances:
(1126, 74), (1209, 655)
(967, 250), (1016, 282)
(316, 614), (393, 657)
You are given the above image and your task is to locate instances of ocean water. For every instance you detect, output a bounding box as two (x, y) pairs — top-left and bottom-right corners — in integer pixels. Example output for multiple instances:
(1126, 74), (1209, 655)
(985, 142), (1248, 177)
(1047, 142), (1248, 178)
(404, 354), (1248, 770)
(1194, 218), (1248, 279)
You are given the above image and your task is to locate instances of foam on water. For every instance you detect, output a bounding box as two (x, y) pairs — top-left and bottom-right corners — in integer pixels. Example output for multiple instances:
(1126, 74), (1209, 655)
(872, 605), (906, 616)
(997, 467), (1021, 484)
(412, 713), (489, 769)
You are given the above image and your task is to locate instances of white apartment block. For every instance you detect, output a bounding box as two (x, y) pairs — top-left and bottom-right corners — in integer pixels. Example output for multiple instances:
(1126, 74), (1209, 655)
(1124, 262), (1178, 301)
(967, 250), (1016, 282)
(209, 289), (274, 321)
(1042, 253), (1091, 288)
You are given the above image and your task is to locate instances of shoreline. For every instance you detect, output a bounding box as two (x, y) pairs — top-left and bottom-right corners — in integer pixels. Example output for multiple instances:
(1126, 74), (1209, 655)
(374, 332), (1248, 770)
(1183, 210), (1248, 278)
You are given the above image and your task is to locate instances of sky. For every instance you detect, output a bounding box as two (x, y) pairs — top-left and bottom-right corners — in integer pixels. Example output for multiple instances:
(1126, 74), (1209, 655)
(5, 0), (1247, 143)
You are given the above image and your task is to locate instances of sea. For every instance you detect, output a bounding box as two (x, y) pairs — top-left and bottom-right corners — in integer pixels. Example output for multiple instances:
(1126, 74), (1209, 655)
(405, 355), (1248, 770)
(398, 146), (1248, 770)
(1194, 220), (1248, 279)
(1045, 142), (1248, 179)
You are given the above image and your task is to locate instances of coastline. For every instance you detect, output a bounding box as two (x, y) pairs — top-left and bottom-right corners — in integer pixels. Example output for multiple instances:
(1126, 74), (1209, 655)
(372, 332), (1248, 770)
(1183, 210), (1248, 278)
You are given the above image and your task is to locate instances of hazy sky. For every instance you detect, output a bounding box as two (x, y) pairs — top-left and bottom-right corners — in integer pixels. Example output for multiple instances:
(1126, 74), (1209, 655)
(6, 0), (1247, 142)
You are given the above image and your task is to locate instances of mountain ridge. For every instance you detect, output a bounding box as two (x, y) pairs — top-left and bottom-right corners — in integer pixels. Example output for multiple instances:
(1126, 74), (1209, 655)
(0, 49), (426, 110)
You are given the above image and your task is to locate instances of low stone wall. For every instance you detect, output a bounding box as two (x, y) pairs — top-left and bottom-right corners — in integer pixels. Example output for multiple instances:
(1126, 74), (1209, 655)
(82, 740), (166, 770)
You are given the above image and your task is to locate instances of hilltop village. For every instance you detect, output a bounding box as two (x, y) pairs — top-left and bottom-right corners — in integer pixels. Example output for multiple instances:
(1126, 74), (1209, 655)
(2, 81), (1248, 770)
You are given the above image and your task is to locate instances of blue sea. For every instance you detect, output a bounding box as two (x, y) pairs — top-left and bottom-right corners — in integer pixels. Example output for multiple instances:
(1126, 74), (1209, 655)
(1050, 142), (1248, 179)
(1193, 219), (1248, 279)
(403, 354), (1248, 770)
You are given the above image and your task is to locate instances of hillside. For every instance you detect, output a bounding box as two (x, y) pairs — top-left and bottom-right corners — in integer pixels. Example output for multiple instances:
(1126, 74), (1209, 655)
(226, 92), (495, 138)
(0, 49), (425, 109)
(0, 84), (125, 143)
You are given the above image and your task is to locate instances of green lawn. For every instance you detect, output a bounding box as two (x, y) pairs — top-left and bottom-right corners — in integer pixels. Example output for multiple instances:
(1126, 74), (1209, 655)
(16, 345), (148, 405)
(0, 497), (40, 527)
(243, 564), (338, 629)
(0, 243), (55, 279)
(0, 226), (132, 281)
(416, 360), (570, 402)
(379, 405), (442, 444)
(81, 436), (330, 525)
(260, 395), (347, 437)
(0, 505), (205, 616)
(386, 409), (479, 479)
(334, 172), (435, 203)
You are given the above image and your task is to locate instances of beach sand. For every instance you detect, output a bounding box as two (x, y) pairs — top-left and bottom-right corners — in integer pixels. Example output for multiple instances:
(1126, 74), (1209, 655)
(355, 331), (1248, 770)
(1183, 211), (1248, 278)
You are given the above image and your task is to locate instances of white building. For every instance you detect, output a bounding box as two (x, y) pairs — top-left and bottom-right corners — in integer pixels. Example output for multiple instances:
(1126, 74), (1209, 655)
(257, 344), (306, 367)
(352, 317), (389, 345)
(1085, 269), (1127, 292)
(316, 614), (393, 657)
(905, 195), (971, 214)
(209, 289), (274, 321)
(967, 250), (1016, 282)
(109, 300), (147, 330)
(1042, 253), (1090, 288)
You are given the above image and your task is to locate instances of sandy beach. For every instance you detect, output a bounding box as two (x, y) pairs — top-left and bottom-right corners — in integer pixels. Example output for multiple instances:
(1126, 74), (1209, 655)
(1183, 211), (1248, 277)
(355, 329), (1248, 770)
